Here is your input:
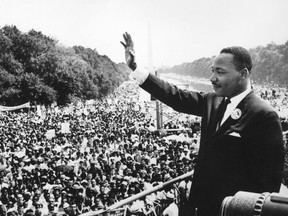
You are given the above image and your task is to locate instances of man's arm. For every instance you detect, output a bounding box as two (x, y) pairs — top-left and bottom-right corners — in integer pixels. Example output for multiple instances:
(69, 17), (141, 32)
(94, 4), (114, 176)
(120, 32), (207, 116)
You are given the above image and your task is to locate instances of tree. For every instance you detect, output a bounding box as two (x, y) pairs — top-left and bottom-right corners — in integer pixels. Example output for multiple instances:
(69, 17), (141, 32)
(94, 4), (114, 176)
(18, 73), (57, 105)
(73, 46), (127, 97)
(0, 25), (130, 106)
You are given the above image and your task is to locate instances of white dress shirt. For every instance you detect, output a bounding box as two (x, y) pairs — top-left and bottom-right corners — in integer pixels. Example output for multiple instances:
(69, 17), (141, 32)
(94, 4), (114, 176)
(129, 67), (149, 85)
(220, 87), (252, 125)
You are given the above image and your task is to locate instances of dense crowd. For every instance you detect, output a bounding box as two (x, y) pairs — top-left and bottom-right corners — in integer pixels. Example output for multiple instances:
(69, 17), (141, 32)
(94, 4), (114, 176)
(255, 85), (288, 133)
(0, 80), (287, 216)
(0, 81), (199, 216)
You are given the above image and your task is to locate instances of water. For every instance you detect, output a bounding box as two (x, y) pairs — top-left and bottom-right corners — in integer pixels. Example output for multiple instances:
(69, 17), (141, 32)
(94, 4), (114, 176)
(160, 73), (213, 92)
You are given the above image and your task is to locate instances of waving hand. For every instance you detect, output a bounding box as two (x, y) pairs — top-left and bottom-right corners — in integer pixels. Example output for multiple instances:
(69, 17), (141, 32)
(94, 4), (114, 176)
(121, 32), (137, 71)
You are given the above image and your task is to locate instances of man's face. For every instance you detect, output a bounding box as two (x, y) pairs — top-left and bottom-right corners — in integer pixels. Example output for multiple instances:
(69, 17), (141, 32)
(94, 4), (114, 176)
(210, 53), (244, 98)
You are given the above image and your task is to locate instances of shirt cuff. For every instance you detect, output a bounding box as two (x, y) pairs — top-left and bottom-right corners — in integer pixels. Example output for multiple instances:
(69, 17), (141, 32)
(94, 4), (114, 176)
(129, 67), (149, 85)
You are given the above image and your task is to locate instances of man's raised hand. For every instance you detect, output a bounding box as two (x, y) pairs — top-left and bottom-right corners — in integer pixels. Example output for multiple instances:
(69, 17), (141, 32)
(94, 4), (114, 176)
(121, 32), (137, 71)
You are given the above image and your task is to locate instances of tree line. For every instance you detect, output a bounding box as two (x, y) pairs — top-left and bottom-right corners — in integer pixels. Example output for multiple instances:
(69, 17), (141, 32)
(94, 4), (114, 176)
(2, 25), (287, 107)
(0, 25), (130, 106)
(158, 42), (288, 87)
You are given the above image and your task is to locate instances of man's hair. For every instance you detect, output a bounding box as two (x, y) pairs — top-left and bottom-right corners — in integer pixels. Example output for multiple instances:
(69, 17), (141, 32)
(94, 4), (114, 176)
(220, 46), (252, 72)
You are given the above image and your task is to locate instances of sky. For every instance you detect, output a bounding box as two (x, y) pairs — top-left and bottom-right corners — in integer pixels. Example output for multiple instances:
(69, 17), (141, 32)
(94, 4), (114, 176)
(0, 0), (288, 68)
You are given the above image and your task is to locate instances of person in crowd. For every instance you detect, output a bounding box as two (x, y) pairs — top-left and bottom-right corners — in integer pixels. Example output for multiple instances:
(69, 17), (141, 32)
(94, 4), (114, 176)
(121, 32), (284, 216)
(162, 192), (179, 216)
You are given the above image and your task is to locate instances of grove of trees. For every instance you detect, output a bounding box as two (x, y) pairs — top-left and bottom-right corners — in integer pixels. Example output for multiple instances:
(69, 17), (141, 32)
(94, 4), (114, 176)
(0, 25), (130, 106)
(1, 24), (287, 106)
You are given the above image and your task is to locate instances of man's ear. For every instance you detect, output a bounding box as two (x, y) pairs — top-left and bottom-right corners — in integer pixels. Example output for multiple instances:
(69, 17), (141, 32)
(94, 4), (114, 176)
(240, 68), (250, 79)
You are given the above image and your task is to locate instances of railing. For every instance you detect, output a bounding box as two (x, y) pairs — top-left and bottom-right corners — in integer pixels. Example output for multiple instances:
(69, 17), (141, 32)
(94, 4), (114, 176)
(80, 171), (193, 216)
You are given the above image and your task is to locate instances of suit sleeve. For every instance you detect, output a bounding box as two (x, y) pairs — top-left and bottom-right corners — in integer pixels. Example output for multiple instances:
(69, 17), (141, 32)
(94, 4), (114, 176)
(140, 73), (207, 116)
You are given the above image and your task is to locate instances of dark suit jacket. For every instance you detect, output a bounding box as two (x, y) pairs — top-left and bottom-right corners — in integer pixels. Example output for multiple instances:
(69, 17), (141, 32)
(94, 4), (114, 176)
(140, 74), (284, 216)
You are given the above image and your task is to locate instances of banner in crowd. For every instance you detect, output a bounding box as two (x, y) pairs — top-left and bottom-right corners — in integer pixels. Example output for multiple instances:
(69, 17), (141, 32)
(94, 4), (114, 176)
(36, 105), (42, 116)
(85, 99), (95, 106)
(0, 102), (30, 112)
(46, 129), (56, 139)
(61, 122), (70, 133)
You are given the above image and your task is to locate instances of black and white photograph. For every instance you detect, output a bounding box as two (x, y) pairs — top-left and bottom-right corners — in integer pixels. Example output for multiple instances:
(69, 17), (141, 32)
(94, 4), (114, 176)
(0, 0), (288, 216)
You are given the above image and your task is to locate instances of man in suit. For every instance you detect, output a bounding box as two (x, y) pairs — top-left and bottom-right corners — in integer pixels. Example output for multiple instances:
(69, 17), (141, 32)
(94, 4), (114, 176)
(121, 32), (284, 216)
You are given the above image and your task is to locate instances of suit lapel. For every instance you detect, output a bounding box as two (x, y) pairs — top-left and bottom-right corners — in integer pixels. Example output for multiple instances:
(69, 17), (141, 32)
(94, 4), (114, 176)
(210, 97), (226, 135)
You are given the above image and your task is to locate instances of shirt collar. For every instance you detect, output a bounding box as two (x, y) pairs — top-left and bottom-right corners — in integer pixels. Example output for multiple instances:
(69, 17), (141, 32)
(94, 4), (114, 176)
(229, 87), (252, 108)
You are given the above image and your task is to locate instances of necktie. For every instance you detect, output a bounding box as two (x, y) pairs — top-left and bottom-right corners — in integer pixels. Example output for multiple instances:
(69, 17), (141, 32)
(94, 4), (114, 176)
(217, 98), (231, 129)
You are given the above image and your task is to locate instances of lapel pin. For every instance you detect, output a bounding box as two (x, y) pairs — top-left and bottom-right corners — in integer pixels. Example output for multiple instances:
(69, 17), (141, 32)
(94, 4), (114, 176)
(231, 108), (242, 120)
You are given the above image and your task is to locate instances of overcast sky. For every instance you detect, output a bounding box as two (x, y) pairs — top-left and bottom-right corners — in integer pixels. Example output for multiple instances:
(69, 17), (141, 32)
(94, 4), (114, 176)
(0, 0), (288, 67)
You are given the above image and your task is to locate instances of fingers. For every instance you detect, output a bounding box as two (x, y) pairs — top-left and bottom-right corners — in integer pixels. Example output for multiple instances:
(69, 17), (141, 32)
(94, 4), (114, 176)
(123, 32), (128, 42)
(126, 32), (134, 46)
(120, 32), (130, 48)
(122, 32), (133, 47)
(121, 32), (128, 48)
(120, 41), (126, 48)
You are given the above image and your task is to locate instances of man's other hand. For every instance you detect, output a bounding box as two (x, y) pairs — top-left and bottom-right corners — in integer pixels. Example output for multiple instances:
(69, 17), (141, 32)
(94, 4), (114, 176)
(121, 32), (137, 71)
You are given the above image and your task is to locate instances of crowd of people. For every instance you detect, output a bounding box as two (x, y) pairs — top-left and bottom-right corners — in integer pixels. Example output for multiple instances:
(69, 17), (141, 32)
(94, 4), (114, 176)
(255, 84), (288, 114)
(0, 79), (287, 216)
(0, 81), (199, 216)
